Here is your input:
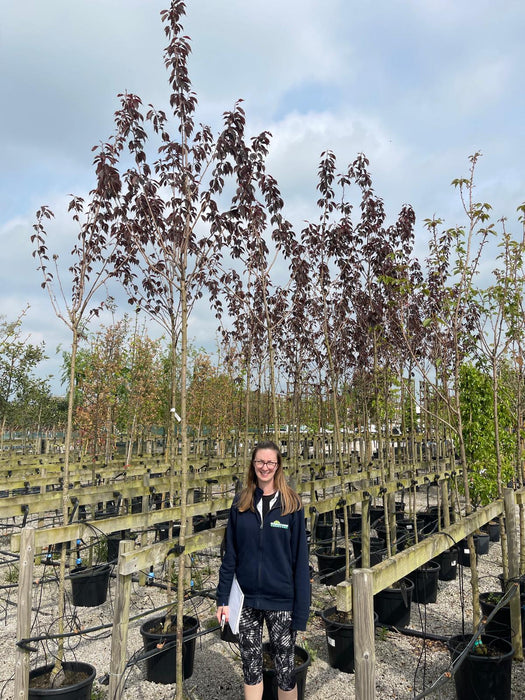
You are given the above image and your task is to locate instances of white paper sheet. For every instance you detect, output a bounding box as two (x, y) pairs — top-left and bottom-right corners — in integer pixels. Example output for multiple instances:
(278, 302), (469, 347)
(228, 575), (244, 635)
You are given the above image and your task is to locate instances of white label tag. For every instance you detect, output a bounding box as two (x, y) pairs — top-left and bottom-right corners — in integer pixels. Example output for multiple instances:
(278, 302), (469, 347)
(328, 636), (336, 647)
(463, 549), (469, 554)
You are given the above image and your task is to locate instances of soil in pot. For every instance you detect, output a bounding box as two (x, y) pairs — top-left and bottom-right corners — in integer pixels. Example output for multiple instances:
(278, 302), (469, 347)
(29, 661), (96, 699)
(320, 606), (378, 674)
(140, 614), (199, 684)
(262, 643), (310, 700)
(374, 578), (414, 628)
(479, 591), (525, 642)
(70, 564), (110, 607)
(447, 634), (514, 700)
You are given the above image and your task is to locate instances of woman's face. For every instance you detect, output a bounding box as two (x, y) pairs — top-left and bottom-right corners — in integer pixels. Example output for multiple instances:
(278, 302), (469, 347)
(253, 447), (279, 490)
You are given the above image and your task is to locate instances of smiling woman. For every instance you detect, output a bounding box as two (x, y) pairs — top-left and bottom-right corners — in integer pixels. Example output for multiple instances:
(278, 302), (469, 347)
(216, 441), (310, 700)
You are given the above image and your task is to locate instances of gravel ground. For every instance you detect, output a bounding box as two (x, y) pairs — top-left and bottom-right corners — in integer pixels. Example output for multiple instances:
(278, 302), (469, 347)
(1, 524), (524, 699)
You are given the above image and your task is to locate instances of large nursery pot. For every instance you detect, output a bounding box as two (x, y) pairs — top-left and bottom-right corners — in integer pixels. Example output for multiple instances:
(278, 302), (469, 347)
(374, 578), (414, 628)
(447, 634), (514, 700)
(432, 546), (458, 581)
(314, 512), (334, 545)
(140, 614), (199, 684)
(320, 606), (378, 674)
(407, 560), (441, 604)
(351, 536), (385, 567)
(28, 661), (96, 698)
(106, 529), (132, 563)
(474, 531), (490, 555)
(337, 513), (362, 536)
(70, 563), (110, 607)
(375, 525), (410, 552)
(498, 573), (525, 597)
(315, 546), (347, 586)
(479, 591), (525, 642)
(262, 643), (310, 700)
(482, 520), (501, 542)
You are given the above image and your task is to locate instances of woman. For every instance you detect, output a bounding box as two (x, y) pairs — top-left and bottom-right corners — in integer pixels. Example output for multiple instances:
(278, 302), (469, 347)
(216, 441), (310, 700)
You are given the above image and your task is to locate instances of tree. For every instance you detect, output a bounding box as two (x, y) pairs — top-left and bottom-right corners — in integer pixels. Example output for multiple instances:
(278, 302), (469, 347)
(92, 2), (291, 690)
(0, 312), (47, 447)
(32, 162), (125, 685)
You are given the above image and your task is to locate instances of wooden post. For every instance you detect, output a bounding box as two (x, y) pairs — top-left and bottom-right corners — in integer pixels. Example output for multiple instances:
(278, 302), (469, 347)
(108, 539), (135, 700)
(138, 472), (150, 586)
(519, 503), (525, 576)
(353, 568), (376, 700)
(361, 497), (371, 568)
(503, 488), (523, 660)
(440, 478), (450, 528)
(14, 527), (35, 699)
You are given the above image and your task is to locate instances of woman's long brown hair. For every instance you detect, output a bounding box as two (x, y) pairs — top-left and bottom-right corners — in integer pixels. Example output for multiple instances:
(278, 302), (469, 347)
(237, 440), (302, 515)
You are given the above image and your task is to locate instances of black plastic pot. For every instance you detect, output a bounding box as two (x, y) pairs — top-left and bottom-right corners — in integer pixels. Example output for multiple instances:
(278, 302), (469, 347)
(315, 546), (347, 586)
(447, 634), (514, 700)
(320, 606), (378, 674)
(338, 514), (362, 536)
(375, 525), (410, 552)
(407, 560), (440, 604)
(262, 643), (310, 700)
(140, 614), (199, 684)
(107, 530), (131, 562)
(28, 661), (96, 698)
(374, 578), (414, 628)
(369, 505), (385, 524)
(351, 536), (385, 567)
(479, 591), (525, 642)
(482, 520), (501, 542)
(154, 521), (181, 541)
(314, 512), (334, 545)
(70, 564), (110, 607)
(498, 573), (525, 597)
(193, 513), (217, 532)
(457, 539), (473, 567)
(433, 546), (458, 581)
(475, 532), (490, 555)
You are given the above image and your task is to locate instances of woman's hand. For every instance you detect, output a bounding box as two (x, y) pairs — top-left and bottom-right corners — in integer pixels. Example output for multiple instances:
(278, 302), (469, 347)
(216, 605), (230, 627)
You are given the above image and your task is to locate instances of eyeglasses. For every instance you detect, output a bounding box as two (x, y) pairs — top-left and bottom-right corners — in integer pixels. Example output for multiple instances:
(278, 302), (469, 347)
(254, 460), (278, 469)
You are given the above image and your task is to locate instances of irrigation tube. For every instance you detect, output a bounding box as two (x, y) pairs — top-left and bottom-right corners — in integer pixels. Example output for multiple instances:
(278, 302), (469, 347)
(412, 584), (519, 700)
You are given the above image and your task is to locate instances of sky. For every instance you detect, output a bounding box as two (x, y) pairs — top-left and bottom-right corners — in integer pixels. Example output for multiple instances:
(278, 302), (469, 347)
(1, 0), (524, 393)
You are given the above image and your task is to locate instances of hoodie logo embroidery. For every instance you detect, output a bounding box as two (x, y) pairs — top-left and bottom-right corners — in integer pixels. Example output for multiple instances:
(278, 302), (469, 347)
(270, 520), (288, 529)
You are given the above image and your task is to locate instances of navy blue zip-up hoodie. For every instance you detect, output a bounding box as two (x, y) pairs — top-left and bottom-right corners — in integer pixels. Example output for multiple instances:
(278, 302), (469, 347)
(217, 487), (310, 631)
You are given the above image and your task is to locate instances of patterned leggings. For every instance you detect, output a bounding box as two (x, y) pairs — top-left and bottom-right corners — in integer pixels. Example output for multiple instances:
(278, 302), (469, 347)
(238, 606), (297, 690)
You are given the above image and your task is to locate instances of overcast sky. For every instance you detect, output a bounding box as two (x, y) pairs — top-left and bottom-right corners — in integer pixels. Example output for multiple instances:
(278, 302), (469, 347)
(1, 0), (524, 392)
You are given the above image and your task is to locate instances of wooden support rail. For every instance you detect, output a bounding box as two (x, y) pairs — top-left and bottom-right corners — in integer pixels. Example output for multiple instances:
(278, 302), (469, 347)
(346, 489), (524, 700)
(336, 497), (503, 613)
(10, 498), (232, 551)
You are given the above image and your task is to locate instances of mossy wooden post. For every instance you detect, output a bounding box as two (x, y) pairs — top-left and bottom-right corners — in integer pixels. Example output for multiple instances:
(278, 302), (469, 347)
(361, 496), (371, 568)
(353, 568), (376, 700)
(138, 472), (150, 586)
(108, 539), (135, 700)
(440, 478), (451, 527)
(14, 527), (35, 700)
(503, 488), (523, 660)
